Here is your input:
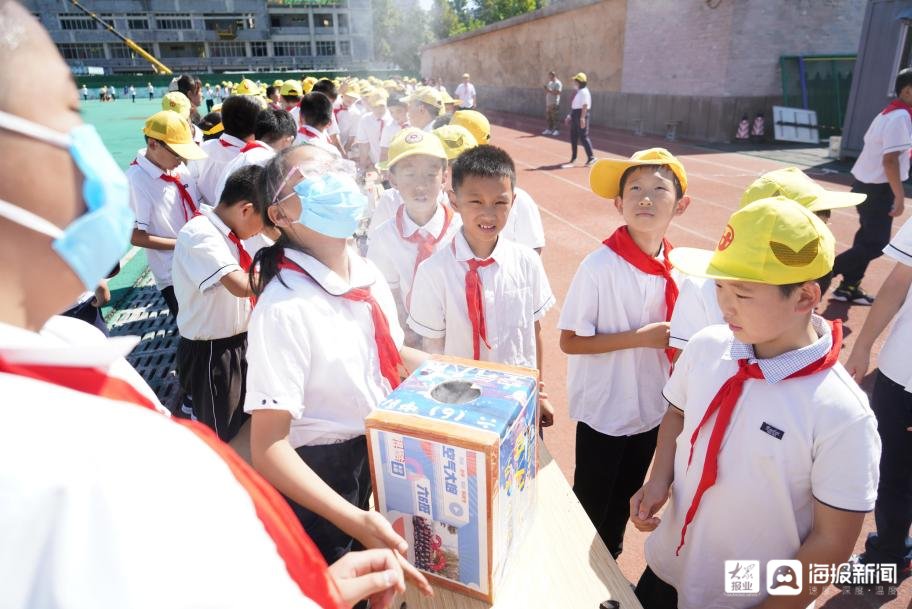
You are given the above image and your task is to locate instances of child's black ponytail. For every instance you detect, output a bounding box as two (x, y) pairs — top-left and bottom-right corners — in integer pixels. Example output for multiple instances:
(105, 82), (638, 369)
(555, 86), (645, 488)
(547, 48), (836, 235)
(250, 147), (297, 296)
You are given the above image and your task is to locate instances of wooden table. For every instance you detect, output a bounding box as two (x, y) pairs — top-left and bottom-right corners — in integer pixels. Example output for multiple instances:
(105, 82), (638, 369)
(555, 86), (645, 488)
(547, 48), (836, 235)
(396, 443), (644, 609)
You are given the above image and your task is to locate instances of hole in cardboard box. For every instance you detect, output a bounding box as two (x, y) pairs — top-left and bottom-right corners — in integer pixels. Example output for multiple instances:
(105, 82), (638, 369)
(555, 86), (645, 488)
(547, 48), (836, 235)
(430, 380), (481, 404)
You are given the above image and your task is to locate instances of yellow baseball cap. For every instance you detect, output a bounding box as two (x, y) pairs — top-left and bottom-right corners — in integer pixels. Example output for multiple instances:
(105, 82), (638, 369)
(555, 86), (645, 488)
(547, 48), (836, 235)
(379, 127), (448, 170)
(280, 79), (303, 97)
(342, 83), (362, 99)
(272, 79), (284, 87)
(235, 78), (260, 96)
(161, 92), (191, 120)
(450, 110), (490, 144)
(404, 86), (444, 115)
(440, 89), (461, 107)
(462, 73), (470, 79)
(669, 197), (835, 285)
(740, 167), (866, 213)
(573, 72), (588, 83)
(433, 124), (478, 160)
(366, 90), (389, 107)
(142, 111), (206, 161)
(589, 148), (688, 199)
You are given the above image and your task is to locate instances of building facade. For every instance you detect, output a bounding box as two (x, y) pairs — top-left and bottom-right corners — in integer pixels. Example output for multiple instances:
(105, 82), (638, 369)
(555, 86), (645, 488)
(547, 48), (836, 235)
(25, 0), (375, 73)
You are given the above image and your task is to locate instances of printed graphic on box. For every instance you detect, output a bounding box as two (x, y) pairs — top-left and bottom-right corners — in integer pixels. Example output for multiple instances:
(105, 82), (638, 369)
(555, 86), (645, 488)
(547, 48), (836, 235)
(376, 359), (537, 436)
(372, 430), (489, 594)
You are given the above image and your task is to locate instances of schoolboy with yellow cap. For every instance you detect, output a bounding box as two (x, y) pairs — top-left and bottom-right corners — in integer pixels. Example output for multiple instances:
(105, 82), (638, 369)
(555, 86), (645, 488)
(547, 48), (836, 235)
(404, 86), (444, 132)
(336, 81), (365, 153)
(631, 198), (880, 609)
(355, 90), (392, 172)
(669, 167), (868, 353)
(451, 109), (490, 144)
(366, 127), (458, 346)
(162, 91), (192, 120)
(558, 147), (690, 560)
(280, 79), (303, 112)
(127, 110), (207, 317)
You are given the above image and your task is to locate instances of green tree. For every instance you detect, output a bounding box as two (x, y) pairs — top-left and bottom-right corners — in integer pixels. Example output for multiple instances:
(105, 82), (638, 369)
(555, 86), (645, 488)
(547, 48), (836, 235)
(372, 0), (431, 71)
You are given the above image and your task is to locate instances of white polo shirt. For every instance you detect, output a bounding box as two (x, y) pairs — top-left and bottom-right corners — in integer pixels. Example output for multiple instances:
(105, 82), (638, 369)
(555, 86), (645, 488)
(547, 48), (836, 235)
(213, 140), (276, 204)
(571, 87), (592, 110)
(0, 321), (318, 609)
(356, 111), (394, 165)
(645, 319), (880, 609)
(407, 231), (555, 368)
(172, 209), (268, 341)
(379, 120), (405, 150)
(366, 203), (462, 308)
(558, 244), (679, 436)
(851, 108), (912, 184)
(503, 186), (546, 251)
(878, 217), (912, 391)
(336, 105), (364, 145)
(368, 188), (449, 239)
(294, 126), (342, 158)
(245, 247), (404, 448)
(195, 133), (247, 205)
(669, 275), (724, 350)
(126, 151), (202, 289)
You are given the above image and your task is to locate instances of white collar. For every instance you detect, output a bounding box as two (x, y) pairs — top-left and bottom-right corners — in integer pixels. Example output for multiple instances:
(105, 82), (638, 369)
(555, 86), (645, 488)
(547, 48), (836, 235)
(201, 206), (233, 238)
(400, 202), (447, 238)
(298, 125), (328, 142)
(0, 320), (139, 369)
(724, 314), (833, 384)
(219, 133), (246, 148)
(451, 229), (505, 264)
(134, 150), (187, 180)
(282, 247), (375, 296)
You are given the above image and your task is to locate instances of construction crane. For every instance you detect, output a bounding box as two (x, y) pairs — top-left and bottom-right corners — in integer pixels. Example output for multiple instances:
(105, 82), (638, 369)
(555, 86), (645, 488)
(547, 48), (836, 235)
(68, 0), (172, 75)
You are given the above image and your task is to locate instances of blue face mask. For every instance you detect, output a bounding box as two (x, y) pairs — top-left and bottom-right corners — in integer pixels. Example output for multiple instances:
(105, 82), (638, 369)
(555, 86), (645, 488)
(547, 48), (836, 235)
(292, 172), (367, 239)
(0, 110), (133, 290)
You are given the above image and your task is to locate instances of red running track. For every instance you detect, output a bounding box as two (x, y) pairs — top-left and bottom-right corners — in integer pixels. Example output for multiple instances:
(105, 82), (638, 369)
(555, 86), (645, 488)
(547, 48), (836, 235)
(485, 110), (911, 609)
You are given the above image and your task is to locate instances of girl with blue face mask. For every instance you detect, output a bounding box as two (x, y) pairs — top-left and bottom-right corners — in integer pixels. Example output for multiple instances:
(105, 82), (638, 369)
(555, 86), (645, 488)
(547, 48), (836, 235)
(244, 145), (432, 594)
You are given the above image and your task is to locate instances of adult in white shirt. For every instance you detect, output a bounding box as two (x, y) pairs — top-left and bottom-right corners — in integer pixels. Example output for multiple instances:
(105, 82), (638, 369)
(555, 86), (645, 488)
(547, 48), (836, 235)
(0, 7), (410, 607)
(845, 217), (912, 574)
(454, 73), (477, 109)
(563, 72), (594, 168)
(194, 95), (261, 205)
(832, 68), (912, 305)
(405, 86), (444, 132)
(542, 71), (562, 135)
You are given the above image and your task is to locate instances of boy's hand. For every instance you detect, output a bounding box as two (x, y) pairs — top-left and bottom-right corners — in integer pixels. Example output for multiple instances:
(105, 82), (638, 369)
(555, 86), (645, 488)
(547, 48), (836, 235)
(890, 195), (905, 218)
(636, 321), (671, 349)
(328, 549), (406, 609)
(630, 479), (671, 532)
(845, 345), (872, 384)
(539, 382), (555, 427)
(351, 511), (433, 596)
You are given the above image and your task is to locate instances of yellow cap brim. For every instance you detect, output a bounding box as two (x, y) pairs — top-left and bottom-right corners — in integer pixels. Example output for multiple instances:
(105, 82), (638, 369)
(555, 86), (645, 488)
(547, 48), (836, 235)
(668, 247), (761, 282)
(589, 158), (682, 199)
(169, 141), (207, 161)
(378, 147), (447, 171)
(807, 190), (867, 212)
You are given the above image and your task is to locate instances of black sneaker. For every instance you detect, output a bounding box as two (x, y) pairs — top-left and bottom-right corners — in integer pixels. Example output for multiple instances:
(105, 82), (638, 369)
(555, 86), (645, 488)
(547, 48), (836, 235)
(830, 284), (875, 306)
(585, 158), (597, 167)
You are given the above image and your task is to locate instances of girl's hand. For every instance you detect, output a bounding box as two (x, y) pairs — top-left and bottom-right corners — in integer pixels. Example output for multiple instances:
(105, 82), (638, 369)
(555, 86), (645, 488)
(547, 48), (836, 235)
(352, 511), (433, 596)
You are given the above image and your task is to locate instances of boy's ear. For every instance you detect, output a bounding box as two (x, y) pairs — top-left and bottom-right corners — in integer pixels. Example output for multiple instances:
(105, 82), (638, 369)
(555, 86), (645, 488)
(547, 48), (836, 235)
(674, 194), (692, 216)
(239, 200), (256, 217)
(794, 280), (821, 314)
(447, 188), (459, 210)
(613, 196), (624, 215)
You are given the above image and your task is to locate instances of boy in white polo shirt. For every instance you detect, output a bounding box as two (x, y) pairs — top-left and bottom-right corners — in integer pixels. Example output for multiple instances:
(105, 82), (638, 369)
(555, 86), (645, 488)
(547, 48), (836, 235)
(295, 92), (342, 159)
(172, 165), (270, 442)
(631, 198), (881, 609)
(670, 167), (866, 351)
(194, 94), (261, 205)
(832, 68), (912, 305)
(559, 148), (690, 558)
(844, 216), (912, 580)
(407, 145), (556, 426)
(356, 90), (393, 173)
(367, 128), (458, 346)
(127, 110), (207, 318)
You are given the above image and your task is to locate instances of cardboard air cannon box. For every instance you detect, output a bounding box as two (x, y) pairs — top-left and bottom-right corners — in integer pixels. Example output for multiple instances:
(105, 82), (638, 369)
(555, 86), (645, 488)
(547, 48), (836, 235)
(365, 356), (539, 604)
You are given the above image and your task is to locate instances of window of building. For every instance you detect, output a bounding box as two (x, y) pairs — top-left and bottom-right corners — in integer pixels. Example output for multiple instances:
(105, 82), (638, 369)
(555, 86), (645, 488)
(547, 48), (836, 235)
(209, 41), (247, 58)
(337, 13), (349, 33)
(314, 13), (333, 29)
(339, 40), (351, 56)
(250, 41), (268, 57)
(59, 13), (97, 30)
(156, 14), (193, 30)
(126, 14), (149, 29)
(274, 41), (312, 57)
(109, 44), (134, 59)
(159, 43), (205, 58)
(316, 40), (336, 56)
(57, 43), (105, 60)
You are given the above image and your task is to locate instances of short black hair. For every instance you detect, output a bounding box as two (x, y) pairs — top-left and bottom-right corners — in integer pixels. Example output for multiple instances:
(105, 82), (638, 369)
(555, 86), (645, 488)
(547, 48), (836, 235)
(312, 79), (338, 100)
(388, 94), (407, 108)
(199, 111), (222, 141)
(254, 108), (296, 143)
(451, 144), (516, 191)
(896, 68), (912, 97)
(618, 164), (685, 200)
(176, 74), (198, 97)
(220, 164), (266, 211)
(778, 272), (833, 298)
(221, 95), (262, 139)
(299, 92), (333, 129)
(281, 93), (301, 103)
(432, 113), (453, 129)
(265, 85), (278, 98)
